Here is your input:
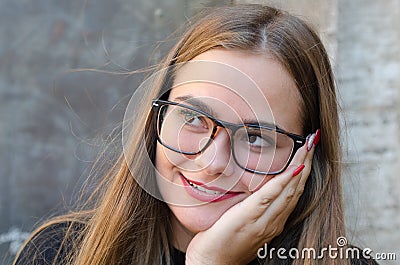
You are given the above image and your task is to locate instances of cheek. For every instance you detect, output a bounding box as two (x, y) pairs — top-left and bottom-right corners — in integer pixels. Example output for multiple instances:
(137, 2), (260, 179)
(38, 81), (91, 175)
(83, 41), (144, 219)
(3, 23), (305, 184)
(155, 144), (175, 198)
(155, 144), (186, 178)
(155, 144), (171, 177)
(240, 174), (274, 192)
(155, 143), (200, 205)
(155, 143), (201, 175)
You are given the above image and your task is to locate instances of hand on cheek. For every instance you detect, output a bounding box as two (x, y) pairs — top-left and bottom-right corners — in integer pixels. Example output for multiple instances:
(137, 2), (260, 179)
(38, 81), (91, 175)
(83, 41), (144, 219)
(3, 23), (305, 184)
(185, 138), (317, 265)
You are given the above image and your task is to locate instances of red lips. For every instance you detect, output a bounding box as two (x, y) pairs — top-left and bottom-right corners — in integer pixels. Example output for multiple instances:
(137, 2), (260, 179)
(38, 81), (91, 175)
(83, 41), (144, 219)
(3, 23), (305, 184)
(180, 174), (243, 203)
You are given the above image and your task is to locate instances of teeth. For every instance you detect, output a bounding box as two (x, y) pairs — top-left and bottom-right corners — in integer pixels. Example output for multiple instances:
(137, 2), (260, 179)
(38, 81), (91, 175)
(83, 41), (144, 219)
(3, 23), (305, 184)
(188, 181), (224, 195)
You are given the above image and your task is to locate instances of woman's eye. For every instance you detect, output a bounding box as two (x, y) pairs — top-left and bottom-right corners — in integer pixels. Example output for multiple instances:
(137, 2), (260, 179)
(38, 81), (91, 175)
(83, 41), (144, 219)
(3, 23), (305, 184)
(181, 110), (208, 129)
(247, 134), (274, 148)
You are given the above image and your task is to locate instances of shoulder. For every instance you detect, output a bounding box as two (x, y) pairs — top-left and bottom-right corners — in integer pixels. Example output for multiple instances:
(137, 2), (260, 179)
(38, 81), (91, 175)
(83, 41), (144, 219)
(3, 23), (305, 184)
(14, 221), (84, 265)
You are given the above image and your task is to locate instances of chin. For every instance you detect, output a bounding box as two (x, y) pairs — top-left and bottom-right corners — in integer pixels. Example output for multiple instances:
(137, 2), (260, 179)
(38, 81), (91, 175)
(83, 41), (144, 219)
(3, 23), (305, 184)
(170, 203), (227, 233)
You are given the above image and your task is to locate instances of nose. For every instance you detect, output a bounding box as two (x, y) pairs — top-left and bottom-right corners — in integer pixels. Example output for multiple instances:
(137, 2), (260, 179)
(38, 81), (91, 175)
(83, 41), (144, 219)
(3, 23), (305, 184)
(193, 127), (235, 177)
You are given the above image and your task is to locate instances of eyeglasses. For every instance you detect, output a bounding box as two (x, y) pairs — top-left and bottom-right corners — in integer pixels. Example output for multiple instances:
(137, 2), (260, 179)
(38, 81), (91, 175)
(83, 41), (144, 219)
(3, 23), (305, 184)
(152, 99), (306, 175)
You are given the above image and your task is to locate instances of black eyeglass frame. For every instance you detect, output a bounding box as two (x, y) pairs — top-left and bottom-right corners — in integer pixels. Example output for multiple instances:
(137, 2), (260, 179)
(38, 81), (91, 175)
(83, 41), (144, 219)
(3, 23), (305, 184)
(152, 99), (307, 175)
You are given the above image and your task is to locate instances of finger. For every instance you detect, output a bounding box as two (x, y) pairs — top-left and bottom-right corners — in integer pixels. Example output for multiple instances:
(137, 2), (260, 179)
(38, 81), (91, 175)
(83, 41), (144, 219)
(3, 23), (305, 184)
(234, 164), (303, 222)
(239, 140), (313, 221)
(222, 133), (320, 241)
(290, 145), (308, 167)
(264, 174), (303, 218)
(218, 134), (318, 230)
(265, 135), (319, 222)
(234, 170), (304, 242)
(255, 167), (304, 225)
(291, 130), (320, 201)
(289, 128), (320, 169)
(287, 131), (318, 198)
(248, 132), (312, 191)
(303, 128), (320, 169)
(255, 134), (319, 225)
(215, 163), (307, 244)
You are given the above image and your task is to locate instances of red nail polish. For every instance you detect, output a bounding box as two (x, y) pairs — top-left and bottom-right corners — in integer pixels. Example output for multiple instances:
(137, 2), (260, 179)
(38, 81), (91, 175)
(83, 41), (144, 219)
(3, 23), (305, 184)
(313, 129), (321, 146)
(293, 164), (305, 177)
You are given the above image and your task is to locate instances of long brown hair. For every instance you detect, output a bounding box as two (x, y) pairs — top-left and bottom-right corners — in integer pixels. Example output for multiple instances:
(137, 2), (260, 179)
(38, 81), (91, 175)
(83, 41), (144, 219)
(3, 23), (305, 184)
(15, 4), (347, 265)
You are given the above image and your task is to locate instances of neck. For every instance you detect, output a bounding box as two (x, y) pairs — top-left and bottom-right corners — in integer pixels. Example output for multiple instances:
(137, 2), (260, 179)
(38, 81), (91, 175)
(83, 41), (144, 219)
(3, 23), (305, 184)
(171, 214), (195, 252)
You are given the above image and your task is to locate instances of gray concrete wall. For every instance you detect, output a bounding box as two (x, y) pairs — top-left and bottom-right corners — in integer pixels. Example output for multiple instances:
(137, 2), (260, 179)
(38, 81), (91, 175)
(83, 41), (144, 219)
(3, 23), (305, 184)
(338, 0), (400, 263)
(0, 1), (233, 263)
(0, 0), (185, 262)
(1, 0), (399, 264)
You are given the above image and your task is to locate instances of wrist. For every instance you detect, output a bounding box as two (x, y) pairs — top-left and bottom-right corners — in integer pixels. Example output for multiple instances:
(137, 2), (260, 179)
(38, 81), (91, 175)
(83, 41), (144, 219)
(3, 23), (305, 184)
(185, 252), (243, 265)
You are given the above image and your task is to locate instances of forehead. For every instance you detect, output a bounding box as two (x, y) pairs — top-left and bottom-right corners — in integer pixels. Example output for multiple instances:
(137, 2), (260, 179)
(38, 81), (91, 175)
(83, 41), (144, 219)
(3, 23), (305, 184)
(169, 49), (303, 133)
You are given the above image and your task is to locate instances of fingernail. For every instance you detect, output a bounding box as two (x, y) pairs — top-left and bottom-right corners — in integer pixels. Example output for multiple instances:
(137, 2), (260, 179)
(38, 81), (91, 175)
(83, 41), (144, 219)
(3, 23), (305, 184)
(307, 133), (315, 151)
(293, 164), (305, 177)
(313, 129), (321, 146)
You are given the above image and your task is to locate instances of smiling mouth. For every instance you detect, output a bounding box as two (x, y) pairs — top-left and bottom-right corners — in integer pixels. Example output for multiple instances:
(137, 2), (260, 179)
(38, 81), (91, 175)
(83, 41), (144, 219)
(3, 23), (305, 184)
(180, 173), (243, 198)
(186, 179), (225, 195)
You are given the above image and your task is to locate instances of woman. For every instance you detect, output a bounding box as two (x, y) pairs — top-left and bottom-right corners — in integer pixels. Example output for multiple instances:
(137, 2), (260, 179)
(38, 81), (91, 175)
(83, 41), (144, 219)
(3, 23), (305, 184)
(14, 4), (376, 265)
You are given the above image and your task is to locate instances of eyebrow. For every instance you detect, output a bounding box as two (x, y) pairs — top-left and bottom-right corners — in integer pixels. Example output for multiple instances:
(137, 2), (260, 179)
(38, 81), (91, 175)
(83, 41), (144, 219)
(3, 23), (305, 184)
(173, 95), (217, 117)
(243, 120), (278, 130)
(172, 95), (280, 129)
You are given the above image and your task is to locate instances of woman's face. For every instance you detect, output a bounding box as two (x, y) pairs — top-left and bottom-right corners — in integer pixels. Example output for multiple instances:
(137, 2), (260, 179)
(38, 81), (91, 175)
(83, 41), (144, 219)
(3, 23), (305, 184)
(155, 49), (303, 249)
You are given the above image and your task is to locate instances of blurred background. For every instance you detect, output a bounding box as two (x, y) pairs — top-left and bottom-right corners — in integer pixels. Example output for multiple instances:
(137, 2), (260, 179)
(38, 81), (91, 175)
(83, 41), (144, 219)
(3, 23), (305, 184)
(0, 0), (399, 264)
